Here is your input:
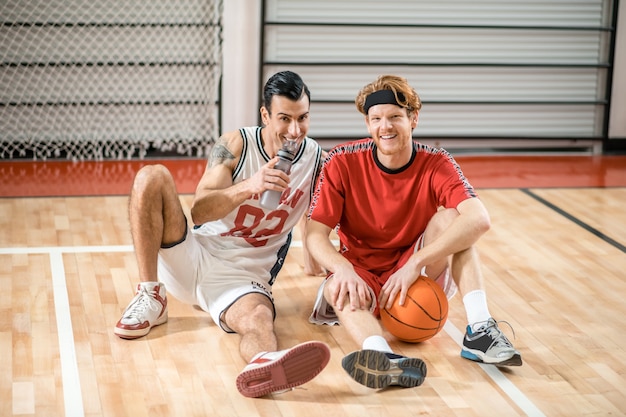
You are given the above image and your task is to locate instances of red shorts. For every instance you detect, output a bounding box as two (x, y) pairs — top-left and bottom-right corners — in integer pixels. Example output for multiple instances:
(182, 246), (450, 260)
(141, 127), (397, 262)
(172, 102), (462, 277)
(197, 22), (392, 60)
(335, 236), (456, 317)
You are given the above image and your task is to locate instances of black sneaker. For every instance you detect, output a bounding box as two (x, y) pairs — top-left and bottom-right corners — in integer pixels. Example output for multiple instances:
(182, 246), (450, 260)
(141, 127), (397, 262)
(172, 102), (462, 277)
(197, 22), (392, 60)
(461, 318), (522, 366)
(341, 350), (427, 389)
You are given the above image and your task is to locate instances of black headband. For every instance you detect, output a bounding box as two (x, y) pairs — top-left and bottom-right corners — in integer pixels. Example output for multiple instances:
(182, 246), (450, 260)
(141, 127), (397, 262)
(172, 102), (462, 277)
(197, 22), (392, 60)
(363, 90), (405, 114)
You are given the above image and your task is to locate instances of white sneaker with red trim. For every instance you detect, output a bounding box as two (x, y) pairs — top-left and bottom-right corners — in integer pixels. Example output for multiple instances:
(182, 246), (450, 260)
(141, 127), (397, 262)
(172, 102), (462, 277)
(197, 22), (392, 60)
(114, 282), (168, 339)
(236, 341), (331, 398)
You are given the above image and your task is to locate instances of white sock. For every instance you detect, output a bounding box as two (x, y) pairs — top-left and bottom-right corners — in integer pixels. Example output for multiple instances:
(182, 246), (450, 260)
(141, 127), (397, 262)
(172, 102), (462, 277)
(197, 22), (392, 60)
(362, 335), (393, 353)
(463, 290), (491, 331)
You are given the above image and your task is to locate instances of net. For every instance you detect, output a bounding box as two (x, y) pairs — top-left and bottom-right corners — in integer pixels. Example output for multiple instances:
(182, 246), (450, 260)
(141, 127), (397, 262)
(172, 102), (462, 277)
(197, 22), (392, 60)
(0, 0), (222, 160)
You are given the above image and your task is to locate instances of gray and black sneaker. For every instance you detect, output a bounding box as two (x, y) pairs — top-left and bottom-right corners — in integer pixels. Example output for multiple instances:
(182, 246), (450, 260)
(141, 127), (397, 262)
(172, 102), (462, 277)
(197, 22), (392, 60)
(461, 318), (522, 366)
(341, 349), (427, 389)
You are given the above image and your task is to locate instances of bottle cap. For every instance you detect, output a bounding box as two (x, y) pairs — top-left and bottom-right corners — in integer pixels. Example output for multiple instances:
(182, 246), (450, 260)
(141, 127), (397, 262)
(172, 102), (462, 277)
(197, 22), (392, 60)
(278, 139), (298, 159)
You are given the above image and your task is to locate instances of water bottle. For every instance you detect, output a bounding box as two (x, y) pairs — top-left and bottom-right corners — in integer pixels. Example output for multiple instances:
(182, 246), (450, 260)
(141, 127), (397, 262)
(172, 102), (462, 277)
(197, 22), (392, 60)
(260, 139), (298, 209)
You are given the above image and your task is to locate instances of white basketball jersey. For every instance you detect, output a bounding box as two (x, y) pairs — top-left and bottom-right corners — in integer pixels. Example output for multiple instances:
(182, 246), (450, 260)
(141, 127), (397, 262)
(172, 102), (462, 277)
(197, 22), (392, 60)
(192, 126), (323, 285)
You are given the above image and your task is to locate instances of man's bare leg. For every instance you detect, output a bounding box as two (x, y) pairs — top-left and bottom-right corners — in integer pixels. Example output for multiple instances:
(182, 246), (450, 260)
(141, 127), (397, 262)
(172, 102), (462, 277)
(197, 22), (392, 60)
(326, 280), (427, 390)
(115, 165), (186, 339)
(227, 293), (330, 398)
(129, 164), (187, 283)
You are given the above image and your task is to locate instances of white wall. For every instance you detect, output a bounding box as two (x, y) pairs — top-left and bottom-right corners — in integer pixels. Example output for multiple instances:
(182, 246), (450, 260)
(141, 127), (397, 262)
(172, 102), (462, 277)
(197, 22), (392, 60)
(609, 1), (626, 138)
(221, 0), (262, 133)
(222, 1), (625, 143)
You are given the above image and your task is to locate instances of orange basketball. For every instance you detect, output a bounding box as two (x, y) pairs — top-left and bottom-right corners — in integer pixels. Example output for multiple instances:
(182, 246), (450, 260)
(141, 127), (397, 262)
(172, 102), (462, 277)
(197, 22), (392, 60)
(380, 276), (448, 343)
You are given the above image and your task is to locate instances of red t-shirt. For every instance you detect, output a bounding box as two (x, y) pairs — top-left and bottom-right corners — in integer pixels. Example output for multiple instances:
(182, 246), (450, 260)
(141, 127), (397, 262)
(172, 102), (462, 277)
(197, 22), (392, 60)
(309, 139), (477, 274)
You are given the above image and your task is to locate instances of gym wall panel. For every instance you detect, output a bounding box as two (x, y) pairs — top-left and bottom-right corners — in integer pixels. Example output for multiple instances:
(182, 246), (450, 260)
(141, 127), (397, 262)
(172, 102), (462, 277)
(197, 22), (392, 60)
(264, 26), (607, 65)
(308, 103), (601, 138)
(264, 0), (606, 27)
(262, 66), (606, 102)
(261, 0), (616, 152)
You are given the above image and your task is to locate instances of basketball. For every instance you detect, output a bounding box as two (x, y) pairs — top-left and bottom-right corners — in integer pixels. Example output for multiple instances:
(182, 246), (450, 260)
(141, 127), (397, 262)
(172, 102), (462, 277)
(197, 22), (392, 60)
(380, 276), (448, 343)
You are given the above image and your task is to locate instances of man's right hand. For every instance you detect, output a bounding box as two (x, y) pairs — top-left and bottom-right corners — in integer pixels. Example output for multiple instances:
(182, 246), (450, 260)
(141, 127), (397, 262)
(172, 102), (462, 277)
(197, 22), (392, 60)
(325, 267), (372, 312)
(249, 157), (290, 195)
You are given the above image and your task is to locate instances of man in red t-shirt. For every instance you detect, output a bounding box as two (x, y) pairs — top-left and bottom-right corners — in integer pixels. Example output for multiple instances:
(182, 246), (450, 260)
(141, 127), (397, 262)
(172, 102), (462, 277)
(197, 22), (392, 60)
(306, 74), (522, 391)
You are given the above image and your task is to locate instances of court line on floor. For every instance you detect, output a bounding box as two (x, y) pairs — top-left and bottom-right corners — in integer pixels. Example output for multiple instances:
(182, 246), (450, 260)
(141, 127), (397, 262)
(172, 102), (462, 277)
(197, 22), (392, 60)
(1, 246), (131, 417)
(444, 322), (546, 417)
(3, 243), (542, 416)
(521, 188), (626, 253)
(0, 245), (134, 255)
(50, 250), (85, 417)
(1, 245), (134, 417)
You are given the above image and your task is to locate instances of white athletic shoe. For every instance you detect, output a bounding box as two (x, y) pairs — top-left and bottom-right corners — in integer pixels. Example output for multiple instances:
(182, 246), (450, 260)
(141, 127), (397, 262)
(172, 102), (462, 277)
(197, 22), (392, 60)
(236, 341), (331, 398)
(114, 282), (168, 339)
(461, 318), (522, 366)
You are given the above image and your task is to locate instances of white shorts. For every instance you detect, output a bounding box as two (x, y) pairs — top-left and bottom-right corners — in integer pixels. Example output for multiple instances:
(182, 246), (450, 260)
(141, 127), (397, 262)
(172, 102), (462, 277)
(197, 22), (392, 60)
(157, 228), (275, 332)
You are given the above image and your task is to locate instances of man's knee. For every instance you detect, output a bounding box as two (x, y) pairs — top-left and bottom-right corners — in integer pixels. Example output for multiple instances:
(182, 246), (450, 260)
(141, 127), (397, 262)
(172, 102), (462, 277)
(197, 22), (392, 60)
(130, 164), (186, 239)
(225, 294), (275, 333)
(135, 163), (172, 185)
(247, 302), (274, 322)
(322, 276), (339, 306)
(322, 276), (373, 311)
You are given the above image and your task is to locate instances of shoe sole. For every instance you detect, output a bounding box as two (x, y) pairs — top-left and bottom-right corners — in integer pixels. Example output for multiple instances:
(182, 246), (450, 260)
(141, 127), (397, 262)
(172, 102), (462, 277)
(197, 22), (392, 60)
(461, 349), (523, 366)
(114, 311), (168, 340)
(236, 341), (331, 398)
(341, 350), (427, 389)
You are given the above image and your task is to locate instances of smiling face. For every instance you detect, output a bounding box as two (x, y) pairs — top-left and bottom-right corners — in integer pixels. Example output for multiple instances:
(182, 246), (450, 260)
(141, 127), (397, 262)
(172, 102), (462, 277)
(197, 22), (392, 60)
(260, 93), (310, 156)
(365, 103), (418, 169)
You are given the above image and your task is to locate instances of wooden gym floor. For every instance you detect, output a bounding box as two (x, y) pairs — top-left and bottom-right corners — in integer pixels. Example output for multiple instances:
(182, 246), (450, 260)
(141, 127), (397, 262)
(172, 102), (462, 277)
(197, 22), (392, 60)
(1, 155), (625, 417)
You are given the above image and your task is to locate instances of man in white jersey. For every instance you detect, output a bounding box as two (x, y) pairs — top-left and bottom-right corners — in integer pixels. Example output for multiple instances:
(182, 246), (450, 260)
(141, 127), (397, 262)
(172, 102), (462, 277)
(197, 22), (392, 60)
(114, 71), (330, 398)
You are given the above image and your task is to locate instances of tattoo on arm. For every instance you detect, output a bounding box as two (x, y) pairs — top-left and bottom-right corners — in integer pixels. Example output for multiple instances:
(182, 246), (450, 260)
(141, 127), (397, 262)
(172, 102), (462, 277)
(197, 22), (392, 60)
(209, 138), (236, 167)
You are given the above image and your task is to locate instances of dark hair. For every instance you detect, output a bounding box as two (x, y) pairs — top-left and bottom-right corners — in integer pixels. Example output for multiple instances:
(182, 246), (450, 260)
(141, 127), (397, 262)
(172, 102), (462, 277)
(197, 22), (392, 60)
(262, 71), (311, 114)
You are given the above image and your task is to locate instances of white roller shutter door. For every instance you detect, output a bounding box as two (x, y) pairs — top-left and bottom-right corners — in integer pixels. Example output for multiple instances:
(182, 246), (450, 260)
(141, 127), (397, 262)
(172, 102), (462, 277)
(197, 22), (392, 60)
(262, 0), (615, 151)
